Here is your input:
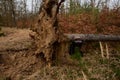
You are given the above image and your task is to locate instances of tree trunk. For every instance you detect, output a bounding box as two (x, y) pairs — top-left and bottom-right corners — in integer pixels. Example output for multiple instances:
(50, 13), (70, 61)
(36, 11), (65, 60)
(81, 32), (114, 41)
(66, 34), (120, 41)
(9, 0), (16, 27)
(30, 0), (69, 67)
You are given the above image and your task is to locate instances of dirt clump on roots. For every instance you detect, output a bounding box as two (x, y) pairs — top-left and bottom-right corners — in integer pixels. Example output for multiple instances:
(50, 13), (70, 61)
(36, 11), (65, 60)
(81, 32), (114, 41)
(0, 27), (78, 80)
(0, 27), (44, 80)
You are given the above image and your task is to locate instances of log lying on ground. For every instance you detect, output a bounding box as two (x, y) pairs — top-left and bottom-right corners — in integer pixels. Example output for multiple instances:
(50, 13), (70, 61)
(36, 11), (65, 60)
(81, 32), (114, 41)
(0, 29), (120, 52)
(65, 34), (120, 41)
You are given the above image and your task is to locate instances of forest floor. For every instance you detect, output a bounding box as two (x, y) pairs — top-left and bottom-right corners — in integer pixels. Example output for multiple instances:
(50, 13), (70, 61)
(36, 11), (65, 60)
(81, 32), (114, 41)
(0, 27), (120, 80)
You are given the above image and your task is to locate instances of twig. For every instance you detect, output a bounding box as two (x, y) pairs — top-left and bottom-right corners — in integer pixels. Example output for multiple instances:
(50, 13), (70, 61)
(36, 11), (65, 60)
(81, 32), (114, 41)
(82, 70), (88, 80)
(105, 43), (109, 59)
(99, 41), (104, 58)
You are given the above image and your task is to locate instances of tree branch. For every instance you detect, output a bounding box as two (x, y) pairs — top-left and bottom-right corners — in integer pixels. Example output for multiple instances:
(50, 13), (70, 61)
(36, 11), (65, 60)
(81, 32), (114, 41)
(57, 0), (65, 13)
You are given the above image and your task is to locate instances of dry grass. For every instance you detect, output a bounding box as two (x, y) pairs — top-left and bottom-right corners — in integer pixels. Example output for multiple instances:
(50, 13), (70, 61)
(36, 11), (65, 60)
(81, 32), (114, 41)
(0, 27), (32, 52)
(0, 28), (120, 80)
(23, 48), (120, 80)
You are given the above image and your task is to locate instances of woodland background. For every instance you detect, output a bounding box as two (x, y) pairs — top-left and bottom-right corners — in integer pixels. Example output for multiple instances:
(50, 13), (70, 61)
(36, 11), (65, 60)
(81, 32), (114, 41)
(0, 0), (120, 34)
(0, 0), (120, 80)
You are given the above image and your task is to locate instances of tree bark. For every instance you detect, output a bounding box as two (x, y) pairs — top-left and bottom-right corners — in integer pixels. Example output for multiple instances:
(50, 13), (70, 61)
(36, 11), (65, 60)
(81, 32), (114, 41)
(30, 0), (69, 67)
(66, 34), (120, 41)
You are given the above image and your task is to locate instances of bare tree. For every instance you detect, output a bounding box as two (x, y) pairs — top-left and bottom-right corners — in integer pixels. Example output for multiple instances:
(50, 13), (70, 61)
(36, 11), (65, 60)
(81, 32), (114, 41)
(9, 0), (16, 27)
(0, 0), (16, 27)
(112, 0), (120, 9)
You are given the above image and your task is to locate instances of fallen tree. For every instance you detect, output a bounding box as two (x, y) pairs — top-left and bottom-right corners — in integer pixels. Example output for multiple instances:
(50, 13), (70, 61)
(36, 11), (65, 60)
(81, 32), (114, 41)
(66, 34), (120, 41)
(0, 27), (120, 52)
(29, 0), (120, 67)
(30, 0), (69, 66)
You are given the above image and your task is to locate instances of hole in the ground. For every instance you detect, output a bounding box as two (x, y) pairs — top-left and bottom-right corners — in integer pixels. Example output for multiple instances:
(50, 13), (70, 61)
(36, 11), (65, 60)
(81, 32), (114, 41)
(69, 40), (83, 57)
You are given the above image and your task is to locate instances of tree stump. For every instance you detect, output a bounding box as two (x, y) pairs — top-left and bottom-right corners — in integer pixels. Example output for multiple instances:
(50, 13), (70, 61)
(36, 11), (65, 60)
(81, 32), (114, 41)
(30, 0), (70, 67)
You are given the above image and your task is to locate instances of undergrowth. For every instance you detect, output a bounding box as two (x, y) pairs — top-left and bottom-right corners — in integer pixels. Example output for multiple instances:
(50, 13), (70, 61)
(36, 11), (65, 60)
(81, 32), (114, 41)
(70, 44), (120, 80)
